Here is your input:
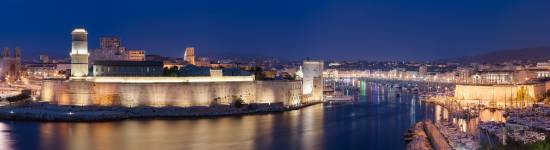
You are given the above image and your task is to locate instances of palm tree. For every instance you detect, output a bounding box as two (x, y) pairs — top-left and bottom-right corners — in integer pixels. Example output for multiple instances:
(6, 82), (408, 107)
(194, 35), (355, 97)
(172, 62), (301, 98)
(531, 141), (550, 150)
(515, 86), (531, 107)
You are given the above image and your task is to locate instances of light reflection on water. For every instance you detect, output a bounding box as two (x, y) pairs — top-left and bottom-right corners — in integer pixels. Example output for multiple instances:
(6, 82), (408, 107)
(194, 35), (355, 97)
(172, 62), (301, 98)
(4, 81), (440, 150)
(33, 108), (324, 150)
(0, 123), (13, 150)
(434, 104), (506, 136)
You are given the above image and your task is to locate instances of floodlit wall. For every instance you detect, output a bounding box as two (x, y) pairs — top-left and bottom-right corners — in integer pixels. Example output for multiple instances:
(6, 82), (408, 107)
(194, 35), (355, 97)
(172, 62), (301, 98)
(454, 84), (545, 107)
(41, 79), (302, 107)
(255, 81), (302, 106)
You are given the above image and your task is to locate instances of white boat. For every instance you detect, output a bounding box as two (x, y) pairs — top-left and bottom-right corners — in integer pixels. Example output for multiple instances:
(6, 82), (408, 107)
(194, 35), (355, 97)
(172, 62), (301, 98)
(325, 95), (354, 101)
(324, 91), (354, 103)
(393, 84), (401, 89)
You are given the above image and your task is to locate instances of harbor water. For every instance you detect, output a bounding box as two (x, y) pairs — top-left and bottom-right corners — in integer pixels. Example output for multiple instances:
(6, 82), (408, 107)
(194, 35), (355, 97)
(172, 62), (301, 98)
(0, 81), (501, 150)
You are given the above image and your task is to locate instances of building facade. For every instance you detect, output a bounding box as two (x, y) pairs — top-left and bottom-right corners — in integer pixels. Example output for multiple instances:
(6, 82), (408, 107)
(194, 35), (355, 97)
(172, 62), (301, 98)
(419, 65), (428, 77)
(128, 50), (145, 61)
(93, 61), (164, 76)
(1, 47), (22, 82)
(184, 47), (195, 65)
(90, 37), (128, 62)
(196, 57), (210, 67)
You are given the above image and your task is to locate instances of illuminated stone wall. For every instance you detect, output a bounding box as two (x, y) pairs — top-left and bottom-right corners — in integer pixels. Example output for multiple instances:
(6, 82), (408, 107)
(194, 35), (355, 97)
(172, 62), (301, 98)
(454, 84), (545, 107)
(302, 61), (323, 95)
(255, 81), (302, 106)
(302, 77), (324, 103)
(41, 80), (302, 107)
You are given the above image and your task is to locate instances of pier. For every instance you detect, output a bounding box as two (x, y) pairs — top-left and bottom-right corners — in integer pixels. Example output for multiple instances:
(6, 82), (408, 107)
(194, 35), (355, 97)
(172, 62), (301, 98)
(423, 121), (453, 150)
(405, 122), (432, 150)
(406, 121), (452, 150)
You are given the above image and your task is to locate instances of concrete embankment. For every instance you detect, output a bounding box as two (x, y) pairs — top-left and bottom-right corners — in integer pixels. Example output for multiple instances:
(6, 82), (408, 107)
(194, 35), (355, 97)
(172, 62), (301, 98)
(423, 121), (452, 150)
(0, 102), (321, 121)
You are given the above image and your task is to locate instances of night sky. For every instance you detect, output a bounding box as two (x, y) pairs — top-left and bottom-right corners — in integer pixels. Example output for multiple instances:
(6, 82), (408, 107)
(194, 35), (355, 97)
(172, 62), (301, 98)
(1, 0), (550, 61)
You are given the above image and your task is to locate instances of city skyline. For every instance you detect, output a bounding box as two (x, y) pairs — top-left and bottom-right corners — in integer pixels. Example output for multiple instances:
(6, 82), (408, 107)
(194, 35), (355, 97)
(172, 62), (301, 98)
(2, 0), (550, 61)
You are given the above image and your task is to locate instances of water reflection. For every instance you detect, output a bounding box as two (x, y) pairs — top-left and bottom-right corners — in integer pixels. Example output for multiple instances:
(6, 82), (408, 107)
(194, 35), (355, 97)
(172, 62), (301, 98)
(33, 105), (325, 150)
(479, 109), (506, 122)
(6, 81), (440, 150)
(0, 123), (13, 150)
(434, 104), (506, 136)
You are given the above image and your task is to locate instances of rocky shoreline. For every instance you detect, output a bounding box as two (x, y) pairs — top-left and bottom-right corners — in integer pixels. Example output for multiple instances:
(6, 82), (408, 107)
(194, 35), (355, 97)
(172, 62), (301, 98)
(0, 102), (321, 121)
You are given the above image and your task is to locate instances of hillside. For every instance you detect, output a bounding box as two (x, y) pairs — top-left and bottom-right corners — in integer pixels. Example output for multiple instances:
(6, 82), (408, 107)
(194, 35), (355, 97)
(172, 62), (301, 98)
(442, 47), (550, 63)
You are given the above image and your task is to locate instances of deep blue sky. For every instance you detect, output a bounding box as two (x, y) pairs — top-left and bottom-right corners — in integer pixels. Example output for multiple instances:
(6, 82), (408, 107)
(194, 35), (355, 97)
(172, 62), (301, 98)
(1, 0), (550, 61)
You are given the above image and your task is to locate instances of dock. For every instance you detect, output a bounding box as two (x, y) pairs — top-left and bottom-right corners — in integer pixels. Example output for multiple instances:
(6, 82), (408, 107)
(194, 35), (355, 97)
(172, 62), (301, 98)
(423, 121), (452, 150)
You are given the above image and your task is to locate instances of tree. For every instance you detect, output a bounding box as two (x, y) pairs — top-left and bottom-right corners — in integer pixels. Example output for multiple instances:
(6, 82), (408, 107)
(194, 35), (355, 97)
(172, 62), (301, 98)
(247, 67), (265, 80)
(542, 90), (550, 105)
(231, 96), (245, 108)
(516, 86), (533, 107)
(210, 97), (221, 107)
(6, 93), (31, 104)
(531, 141), (550, 150)
(163, 66), (179, 77)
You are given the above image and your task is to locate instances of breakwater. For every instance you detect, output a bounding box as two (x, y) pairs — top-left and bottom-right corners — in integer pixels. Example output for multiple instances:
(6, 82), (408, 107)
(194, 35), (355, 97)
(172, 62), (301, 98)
(0, 102), (321, 121)
(423, 121), (452, 150)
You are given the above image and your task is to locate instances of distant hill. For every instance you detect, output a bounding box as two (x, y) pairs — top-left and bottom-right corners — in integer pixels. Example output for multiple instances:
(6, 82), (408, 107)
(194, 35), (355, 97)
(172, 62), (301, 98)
(441, 47), (550, 64)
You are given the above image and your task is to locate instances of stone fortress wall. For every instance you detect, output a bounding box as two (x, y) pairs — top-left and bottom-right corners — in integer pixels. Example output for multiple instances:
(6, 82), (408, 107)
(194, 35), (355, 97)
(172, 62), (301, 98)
(454, 84), (546, 106)
(41, 79), (302, 107)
